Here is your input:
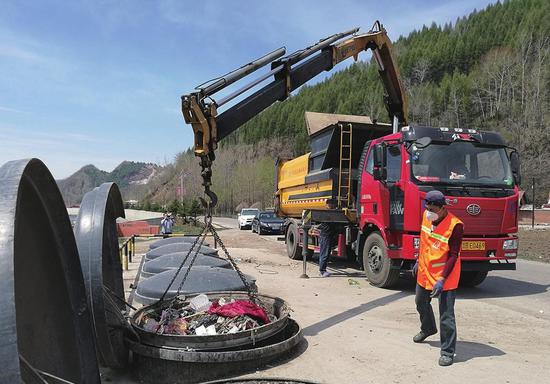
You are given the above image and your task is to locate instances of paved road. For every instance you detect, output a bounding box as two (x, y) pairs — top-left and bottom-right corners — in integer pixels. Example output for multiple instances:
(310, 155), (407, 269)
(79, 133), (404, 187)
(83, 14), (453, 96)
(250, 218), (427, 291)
(214, 215), (550, 313)
(210, 215), (239, 229)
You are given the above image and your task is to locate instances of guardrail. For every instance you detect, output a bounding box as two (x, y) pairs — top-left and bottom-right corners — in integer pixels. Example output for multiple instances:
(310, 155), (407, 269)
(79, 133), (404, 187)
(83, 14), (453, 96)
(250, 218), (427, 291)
(118, 236), (135, 270)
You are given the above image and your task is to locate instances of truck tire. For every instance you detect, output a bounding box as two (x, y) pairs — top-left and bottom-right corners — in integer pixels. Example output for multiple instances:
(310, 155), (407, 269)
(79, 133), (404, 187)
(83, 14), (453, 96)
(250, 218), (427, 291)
(286, 222), (302, 260)
(459, 271), (488, 287)
(362, 232), (399, 288)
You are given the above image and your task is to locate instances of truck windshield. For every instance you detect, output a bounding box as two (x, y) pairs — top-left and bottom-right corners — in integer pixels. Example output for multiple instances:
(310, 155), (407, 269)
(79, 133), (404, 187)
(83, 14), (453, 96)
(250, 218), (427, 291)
(410, 141), (514, 187)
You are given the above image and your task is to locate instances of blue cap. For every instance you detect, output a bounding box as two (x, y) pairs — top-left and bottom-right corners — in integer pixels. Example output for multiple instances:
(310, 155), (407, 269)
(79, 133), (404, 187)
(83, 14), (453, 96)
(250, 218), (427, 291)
(424, 190), (446, 206)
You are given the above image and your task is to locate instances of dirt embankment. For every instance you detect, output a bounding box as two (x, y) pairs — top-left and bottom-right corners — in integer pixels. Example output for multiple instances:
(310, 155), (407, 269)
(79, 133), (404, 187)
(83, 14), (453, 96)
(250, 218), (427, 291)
(518, 228), (550, 263)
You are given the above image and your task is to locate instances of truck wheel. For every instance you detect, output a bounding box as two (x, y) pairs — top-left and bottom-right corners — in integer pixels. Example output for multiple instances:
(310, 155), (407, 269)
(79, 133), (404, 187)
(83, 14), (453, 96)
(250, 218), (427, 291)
(286, 222), (302, 260)
(362, 232), (399, 288)
(459, 271), (488, 287)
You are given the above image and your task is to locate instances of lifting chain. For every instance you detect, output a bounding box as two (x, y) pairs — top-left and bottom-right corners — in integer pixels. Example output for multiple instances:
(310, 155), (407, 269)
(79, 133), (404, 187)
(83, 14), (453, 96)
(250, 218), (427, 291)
(209, 224), (258, 302)
(157, 150), (257, 309)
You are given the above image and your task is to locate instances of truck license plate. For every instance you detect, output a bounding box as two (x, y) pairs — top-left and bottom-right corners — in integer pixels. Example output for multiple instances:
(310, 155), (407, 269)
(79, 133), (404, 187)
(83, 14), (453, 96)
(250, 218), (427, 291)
(461, 241), (485, 251)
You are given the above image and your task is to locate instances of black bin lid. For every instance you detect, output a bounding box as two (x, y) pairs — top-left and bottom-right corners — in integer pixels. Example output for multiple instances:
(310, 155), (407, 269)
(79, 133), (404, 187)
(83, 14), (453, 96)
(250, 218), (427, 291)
(75, 182), (129, 369)
(145, 243), (218, 261)
(0, 159), (100, 383)
(149, 236), (210, 250)
(135, 267), (256, 305)
(142, 252), (231, 277)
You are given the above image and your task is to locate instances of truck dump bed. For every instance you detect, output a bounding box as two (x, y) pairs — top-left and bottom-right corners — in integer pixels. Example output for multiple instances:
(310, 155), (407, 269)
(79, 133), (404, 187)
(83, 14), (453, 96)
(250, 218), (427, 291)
(276, 112), (392, 218)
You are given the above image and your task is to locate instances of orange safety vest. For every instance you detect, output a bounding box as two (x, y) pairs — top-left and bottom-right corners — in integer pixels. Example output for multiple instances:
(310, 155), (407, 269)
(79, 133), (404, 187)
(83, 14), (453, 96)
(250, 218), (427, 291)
(417, 210), (463, 291)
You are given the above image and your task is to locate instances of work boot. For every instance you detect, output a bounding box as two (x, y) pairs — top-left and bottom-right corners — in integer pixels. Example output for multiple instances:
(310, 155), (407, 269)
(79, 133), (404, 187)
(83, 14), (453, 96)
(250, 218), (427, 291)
(438, 355), (454, 366)
(413, 330), (437, 343)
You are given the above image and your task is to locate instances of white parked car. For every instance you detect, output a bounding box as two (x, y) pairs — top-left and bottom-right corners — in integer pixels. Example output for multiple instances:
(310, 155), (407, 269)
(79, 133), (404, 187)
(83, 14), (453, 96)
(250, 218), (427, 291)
(238, 208), (260, 230)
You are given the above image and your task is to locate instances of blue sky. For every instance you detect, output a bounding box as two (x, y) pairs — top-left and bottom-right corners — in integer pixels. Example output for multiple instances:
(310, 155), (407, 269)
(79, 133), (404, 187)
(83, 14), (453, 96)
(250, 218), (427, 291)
(0, 0), (496, 178)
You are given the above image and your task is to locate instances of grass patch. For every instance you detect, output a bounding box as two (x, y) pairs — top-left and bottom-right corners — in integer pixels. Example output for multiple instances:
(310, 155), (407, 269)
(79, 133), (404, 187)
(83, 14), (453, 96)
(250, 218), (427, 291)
(173, 223), (206, 235)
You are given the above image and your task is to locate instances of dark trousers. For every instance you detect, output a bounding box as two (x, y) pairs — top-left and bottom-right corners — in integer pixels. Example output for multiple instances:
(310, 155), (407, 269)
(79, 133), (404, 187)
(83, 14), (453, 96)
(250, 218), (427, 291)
(415, 284), (457, 357)
(318, 229), (331, 272)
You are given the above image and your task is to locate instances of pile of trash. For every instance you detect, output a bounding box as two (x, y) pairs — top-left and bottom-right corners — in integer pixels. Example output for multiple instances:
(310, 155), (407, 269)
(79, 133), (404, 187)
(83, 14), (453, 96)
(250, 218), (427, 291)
(138, 294), (275, 336)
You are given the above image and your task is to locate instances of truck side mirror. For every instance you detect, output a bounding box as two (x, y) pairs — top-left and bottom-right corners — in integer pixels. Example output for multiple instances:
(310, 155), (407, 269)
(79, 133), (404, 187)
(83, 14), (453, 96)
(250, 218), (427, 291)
(510, 151), (521, 185)
(373, 143), (387, 181)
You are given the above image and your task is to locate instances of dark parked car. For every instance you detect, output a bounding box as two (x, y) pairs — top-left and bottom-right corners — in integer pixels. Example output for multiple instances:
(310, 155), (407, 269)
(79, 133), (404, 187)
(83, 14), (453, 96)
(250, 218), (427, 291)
(251, 211), (284, 235)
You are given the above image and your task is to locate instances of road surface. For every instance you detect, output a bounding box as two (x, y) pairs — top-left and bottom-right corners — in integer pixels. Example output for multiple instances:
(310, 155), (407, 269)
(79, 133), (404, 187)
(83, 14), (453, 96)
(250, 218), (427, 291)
(210, 217), (550, 384)
(108, 217), (549, 384)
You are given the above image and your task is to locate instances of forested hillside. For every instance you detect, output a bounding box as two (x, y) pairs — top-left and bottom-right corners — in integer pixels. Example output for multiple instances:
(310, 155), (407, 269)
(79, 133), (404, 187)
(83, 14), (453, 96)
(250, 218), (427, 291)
(145, 0), (550, 211)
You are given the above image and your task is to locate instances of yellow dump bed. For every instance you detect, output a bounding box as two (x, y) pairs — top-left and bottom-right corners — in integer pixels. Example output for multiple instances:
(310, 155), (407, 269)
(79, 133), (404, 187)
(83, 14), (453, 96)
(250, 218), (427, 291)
(275, 112), (392, 218)
(276, 153), (334, 217)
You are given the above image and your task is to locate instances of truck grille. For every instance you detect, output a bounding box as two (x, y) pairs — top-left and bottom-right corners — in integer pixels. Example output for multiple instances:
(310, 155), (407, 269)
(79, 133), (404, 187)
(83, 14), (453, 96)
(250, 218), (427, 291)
(451, 209), (503, 235)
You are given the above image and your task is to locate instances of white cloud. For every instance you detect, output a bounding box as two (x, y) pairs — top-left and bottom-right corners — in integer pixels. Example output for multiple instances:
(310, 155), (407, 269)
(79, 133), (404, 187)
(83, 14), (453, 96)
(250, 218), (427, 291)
(0, 43), (44, 62)
(0, 105), (24, 113)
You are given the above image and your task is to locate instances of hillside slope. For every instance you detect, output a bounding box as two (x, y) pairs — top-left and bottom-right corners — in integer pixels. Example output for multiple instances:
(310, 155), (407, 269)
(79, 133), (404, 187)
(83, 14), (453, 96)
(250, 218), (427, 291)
(58, 161), (162, 206)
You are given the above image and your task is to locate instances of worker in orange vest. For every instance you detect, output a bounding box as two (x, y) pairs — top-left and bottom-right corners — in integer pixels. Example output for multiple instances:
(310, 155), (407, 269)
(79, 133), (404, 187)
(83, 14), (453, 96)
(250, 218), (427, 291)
(412, 190), (464, 366)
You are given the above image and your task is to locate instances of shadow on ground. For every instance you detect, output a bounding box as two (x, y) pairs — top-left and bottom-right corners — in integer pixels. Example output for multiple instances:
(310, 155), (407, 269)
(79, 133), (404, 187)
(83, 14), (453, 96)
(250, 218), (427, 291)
(458, 276), (550, 299)
(302, 291), (411, 336)
(426, 340), (505, 362)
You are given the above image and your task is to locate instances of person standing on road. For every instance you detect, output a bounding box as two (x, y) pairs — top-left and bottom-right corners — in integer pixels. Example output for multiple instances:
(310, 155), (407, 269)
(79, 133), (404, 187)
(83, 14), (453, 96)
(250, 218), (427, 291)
(412, 190), (464, 366)
(160, 212), (174, 238)
(317, 200), (338, 278)
(318, 222), (335, 278)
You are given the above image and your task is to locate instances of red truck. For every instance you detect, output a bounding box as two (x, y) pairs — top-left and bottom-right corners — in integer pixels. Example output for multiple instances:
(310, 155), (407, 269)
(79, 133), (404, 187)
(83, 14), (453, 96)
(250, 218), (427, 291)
(276, 113), (520, 287)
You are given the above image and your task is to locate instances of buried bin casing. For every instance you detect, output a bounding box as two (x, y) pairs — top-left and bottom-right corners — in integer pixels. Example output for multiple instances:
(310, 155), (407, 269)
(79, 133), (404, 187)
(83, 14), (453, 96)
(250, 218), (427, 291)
(74, 182), (129, 368)
(135, 267), (256, 305)
(127, 318), (304, 384)
(141, 252), (231, 278)
(0, 159), (100, 383)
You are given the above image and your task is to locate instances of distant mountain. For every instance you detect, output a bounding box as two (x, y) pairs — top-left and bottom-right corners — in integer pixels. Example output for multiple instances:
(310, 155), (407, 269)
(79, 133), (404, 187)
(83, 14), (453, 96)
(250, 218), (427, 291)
(57, 161), (163, 206)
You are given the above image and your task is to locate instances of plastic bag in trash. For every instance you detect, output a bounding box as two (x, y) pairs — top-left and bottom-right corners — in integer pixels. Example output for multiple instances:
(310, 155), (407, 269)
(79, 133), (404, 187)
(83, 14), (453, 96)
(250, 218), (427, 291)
(189, 294), (212, 312)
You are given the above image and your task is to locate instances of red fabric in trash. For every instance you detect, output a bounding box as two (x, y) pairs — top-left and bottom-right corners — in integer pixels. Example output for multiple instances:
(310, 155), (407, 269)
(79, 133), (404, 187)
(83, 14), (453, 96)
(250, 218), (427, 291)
(207, 300), (270, 324)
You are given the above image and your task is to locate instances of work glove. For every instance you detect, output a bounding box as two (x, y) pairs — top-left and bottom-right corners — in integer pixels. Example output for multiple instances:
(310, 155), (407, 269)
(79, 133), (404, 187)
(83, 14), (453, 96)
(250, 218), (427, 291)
(412, 261), (418, 278)
(430, 279), (444, 298)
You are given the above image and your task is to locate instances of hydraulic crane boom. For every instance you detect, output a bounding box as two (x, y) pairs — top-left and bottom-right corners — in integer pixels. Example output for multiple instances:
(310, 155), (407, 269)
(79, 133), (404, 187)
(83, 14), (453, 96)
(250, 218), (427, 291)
(181, 21), (407, 209)
(182, 21), (408, 157)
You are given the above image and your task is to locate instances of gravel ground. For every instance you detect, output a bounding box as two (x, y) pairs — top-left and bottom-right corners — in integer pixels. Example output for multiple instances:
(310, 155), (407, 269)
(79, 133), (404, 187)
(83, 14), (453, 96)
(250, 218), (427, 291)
(106, 219), (550, 384)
